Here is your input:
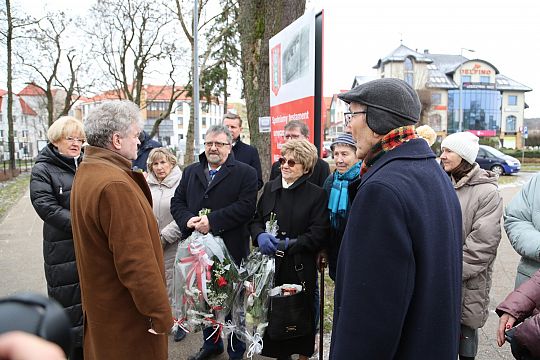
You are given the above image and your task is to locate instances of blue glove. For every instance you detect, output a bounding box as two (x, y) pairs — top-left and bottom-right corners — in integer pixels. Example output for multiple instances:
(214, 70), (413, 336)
(257, 232), (278, 255)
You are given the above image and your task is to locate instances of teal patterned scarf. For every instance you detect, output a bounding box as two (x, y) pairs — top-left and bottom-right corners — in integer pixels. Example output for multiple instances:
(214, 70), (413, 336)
(328, 161), (361, 229)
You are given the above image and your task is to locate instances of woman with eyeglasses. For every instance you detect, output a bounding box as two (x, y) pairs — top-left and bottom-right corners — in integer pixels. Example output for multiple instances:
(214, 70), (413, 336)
(249, 139), (330, 360)
(30, 116), (86, 360)
(145, 147), (185, 342)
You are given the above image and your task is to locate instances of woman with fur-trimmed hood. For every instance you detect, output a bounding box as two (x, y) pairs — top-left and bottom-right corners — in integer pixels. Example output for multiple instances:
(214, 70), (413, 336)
(441, 132), (503, 360)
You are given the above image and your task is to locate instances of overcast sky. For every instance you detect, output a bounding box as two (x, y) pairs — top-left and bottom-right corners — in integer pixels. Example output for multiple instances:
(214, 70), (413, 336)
(312, 0), (540, 118)
(17, 0), (540, 118)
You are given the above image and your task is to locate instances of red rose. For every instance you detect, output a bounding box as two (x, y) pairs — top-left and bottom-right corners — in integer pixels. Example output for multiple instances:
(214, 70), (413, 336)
(217, 276), (228, 287)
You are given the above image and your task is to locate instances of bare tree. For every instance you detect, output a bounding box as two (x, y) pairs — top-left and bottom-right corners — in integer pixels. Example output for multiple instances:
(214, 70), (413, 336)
(174, 0), (239, 165)
(17, 13), (85, 126)
(87, 0), (186, 138)
(0, 0), (38, 176)
(237, 0), (306, 181)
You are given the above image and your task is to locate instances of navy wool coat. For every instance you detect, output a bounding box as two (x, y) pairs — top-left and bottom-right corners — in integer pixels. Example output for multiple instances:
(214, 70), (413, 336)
(170, 153), (258, 265)
(329, 138), (463, 360)
(232, 138), (263, 190)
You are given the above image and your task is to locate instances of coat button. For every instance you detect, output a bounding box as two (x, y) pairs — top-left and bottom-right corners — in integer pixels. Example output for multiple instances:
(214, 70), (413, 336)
(204, 195), (208, 199)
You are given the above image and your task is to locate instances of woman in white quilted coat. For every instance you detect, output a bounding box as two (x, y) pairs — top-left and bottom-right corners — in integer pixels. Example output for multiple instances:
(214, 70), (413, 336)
(440, 132), (503, 360)
(146, 147), (184, 341)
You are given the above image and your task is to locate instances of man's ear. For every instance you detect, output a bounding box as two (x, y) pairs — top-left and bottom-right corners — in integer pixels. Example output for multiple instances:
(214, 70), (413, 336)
(111, 132), (122, 150)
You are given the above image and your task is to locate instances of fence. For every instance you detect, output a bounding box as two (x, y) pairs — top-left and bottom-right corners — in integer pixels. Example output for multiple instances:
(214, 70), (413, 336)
(1, 158), (34, 180)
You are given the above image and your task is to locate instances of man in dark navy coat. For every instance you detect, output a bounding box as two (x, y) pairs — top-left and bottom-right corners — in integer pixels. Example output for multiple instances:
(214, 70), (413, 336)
(170, 124), (257, 360)
(329, 78), (463, 360)
(223, 112), (263, 190)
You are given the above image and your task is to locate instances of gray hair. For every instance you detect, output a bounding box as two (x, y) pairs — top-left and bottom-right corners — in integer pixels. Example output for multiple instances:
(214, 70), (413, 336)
(85, 100), (143, 148)
(206, 124), (233, 144)
(284, 120), (309, 137)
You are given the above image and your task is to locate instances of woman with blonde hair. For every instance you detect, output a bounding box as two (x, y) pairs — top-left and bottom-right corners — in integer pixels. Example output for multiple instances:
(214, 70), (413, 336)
(146, 147), (184, 341)
(249, 139), (329, 360)
(30, 116), (86, 360)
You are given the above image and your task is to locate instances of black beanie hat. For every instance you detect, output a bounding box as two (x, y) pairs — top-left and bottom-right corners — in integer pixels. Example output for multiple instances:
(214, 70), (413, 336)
(338, 78), (421, 135)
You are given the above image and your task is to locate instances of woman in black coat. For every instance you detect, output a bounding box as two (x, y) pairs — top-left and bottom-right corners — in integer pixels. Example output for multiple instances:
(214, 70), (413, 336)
(249, 139), (329, 360)
(30, 116), (85, 360)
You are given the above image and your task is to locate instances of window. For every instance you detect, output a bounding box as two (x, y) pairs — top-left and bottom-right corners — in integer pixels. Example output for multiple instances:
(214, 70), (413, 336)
(508, 95), (518, 106)
(202, 117), (207, 127)
(0, 130), (3, 138)
(404, 57), (414, 87)
(201, 102), (209, 113)
(178, 116), (183, 126)
(506, 115), (517, 132)
(480, 76), (490, 83)
(428, 114), (442, 131)
(461, 75), (471, 84)
(431, 93), (442, 105)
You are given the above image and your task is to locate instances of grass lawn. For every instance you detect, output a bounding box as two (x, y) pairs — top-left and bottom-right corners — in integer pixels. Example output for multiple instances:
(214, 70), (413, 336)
(0, 173), (30, 220)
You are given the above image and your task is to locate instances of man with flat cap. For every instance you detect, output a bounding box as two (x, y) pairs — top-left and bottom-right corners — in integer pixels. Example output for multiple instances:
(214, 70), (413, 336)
(329, 78), (463, 359)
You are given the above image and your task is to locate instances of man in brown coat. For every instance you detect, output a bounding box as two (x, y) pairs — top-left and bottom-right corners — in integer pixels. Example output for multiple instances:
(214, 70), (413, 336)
(71, 100), (173, 360)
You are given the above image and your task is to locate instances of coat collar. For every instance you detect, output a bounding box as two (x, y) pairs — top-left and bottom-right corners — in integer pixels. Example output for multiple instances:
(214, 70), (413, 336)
(270, 173), (310, 192)
(83, 145), (153, 204)
(359, 138), (435, 186)
(147, 165), (182, 188)
(195, 152), (237, 192)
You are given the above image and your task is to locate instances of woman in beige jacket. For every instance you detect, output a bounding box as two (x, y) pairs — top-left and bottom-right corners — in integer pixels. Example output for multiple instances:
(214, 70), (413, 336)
(441, 132), (503, 360)
(146, 147), (184, 341)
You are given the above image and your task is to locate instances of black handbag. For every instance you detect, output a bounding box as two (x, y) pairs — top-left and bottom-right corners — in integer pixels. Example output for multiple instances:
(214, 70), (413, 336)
(266, 246), (312, 341)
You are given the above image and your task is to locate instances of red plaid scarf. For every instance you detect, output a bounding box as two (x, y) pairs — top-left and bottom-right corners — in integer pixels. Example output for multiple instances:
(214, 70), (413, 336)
(360, 125), (418, 176)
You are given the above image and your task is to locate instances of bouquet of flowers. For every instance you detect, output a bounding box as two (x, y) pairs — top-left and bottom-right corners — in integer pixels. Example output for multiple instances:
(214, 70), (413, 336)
(232, 251), (275, 356)
(173, 212), (240, 333)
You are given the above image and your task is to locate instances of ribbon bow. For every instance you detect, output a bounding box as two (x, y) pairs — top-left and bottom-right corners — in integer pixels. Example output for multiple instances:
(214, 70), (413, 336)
(180, 242), (214, 305)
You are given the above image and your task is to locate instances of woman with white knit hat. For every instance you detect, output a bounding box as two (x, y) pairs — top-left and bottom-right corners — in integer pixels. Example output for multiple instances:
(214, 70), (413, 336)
(440, 132), (504, 360)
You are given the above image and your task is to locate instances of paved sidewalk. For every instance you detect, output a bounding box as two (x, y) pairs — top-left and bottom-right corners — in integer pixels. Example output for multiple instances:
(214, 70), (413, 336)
(0, 187), (524, 359)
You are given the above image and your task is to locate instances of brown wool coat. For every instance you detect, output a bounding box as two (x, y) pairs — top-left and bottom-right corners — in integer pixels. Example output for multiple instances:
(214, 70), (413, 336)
(71, 146), (172, 360)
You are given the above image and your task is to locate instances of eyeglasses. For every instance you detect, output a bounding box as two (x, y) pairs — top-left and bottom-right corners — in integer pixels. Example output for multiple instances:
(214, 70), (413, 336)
(204, 141), (230, 148)
(278, 157), (297, 167)
(65, 136), (86, 144)
(344, 111), (367, 126)
(284, 134), (302, 140)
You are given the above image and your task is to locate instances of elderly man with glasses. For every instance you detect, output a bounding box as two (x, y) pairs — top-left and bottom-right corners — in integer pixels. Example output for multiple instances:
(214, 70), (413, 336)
(170, 124), (258, 360)
(329, 78), (463, 360)
(269, 120), (330, 187)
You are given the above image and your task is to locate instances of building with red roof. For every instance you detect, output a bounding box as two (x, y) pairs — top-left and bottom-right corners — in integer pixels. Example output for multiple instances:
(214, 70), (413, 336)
(0, 88), (43, 159)
(77, 84), (224, 155)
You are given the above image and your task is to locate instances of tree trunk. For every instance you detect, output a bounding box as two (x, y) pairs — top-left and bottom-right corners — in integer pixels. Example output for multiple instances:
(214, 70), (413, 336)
(237, 0), (306, 182)
(183, 40), (196, 167)
(6, 0), (16, 176)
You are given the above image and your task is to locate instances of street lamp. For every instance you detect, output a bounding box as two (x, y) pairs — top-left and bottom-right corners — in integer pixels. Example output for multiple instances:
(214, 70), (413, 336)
(458, 48), (475, 132)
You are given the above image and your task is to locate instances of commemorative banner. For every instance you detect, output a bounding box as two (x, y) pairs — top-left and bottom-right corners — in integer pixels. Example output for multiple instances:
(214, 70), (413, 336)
(269, 9), (323, 162)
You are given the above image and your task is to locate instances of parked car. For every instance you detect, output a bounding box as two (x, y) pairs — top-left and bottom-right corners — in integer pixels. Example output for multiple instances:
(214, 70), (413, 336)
(476, 145), (521, 175)
(323, 141), (332, 158)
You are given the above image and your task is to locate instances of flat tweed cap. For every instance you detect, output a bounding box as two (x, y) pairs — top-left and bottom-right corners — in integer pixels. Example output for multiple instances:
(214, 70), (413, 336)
(338, 78), (421, 135)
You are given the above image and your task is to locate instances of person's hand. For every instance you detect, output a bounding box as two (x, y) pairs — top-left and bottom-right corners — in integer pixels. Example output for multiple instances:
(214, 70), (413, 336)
(187, 216), (201, 229)
(497, 313), (517, 347)
(194, 215), (210, 234)
(0, 331), (66, 360)
(257, 233), (278, 255)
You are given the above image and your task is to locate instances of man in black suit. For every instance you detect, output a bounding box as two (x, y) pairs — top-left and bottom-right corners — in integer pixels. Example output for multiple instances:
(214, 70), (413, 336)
(223, 112), (263, 190)
(269, 120), (330, 187)
(170, 124), (257, 360)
